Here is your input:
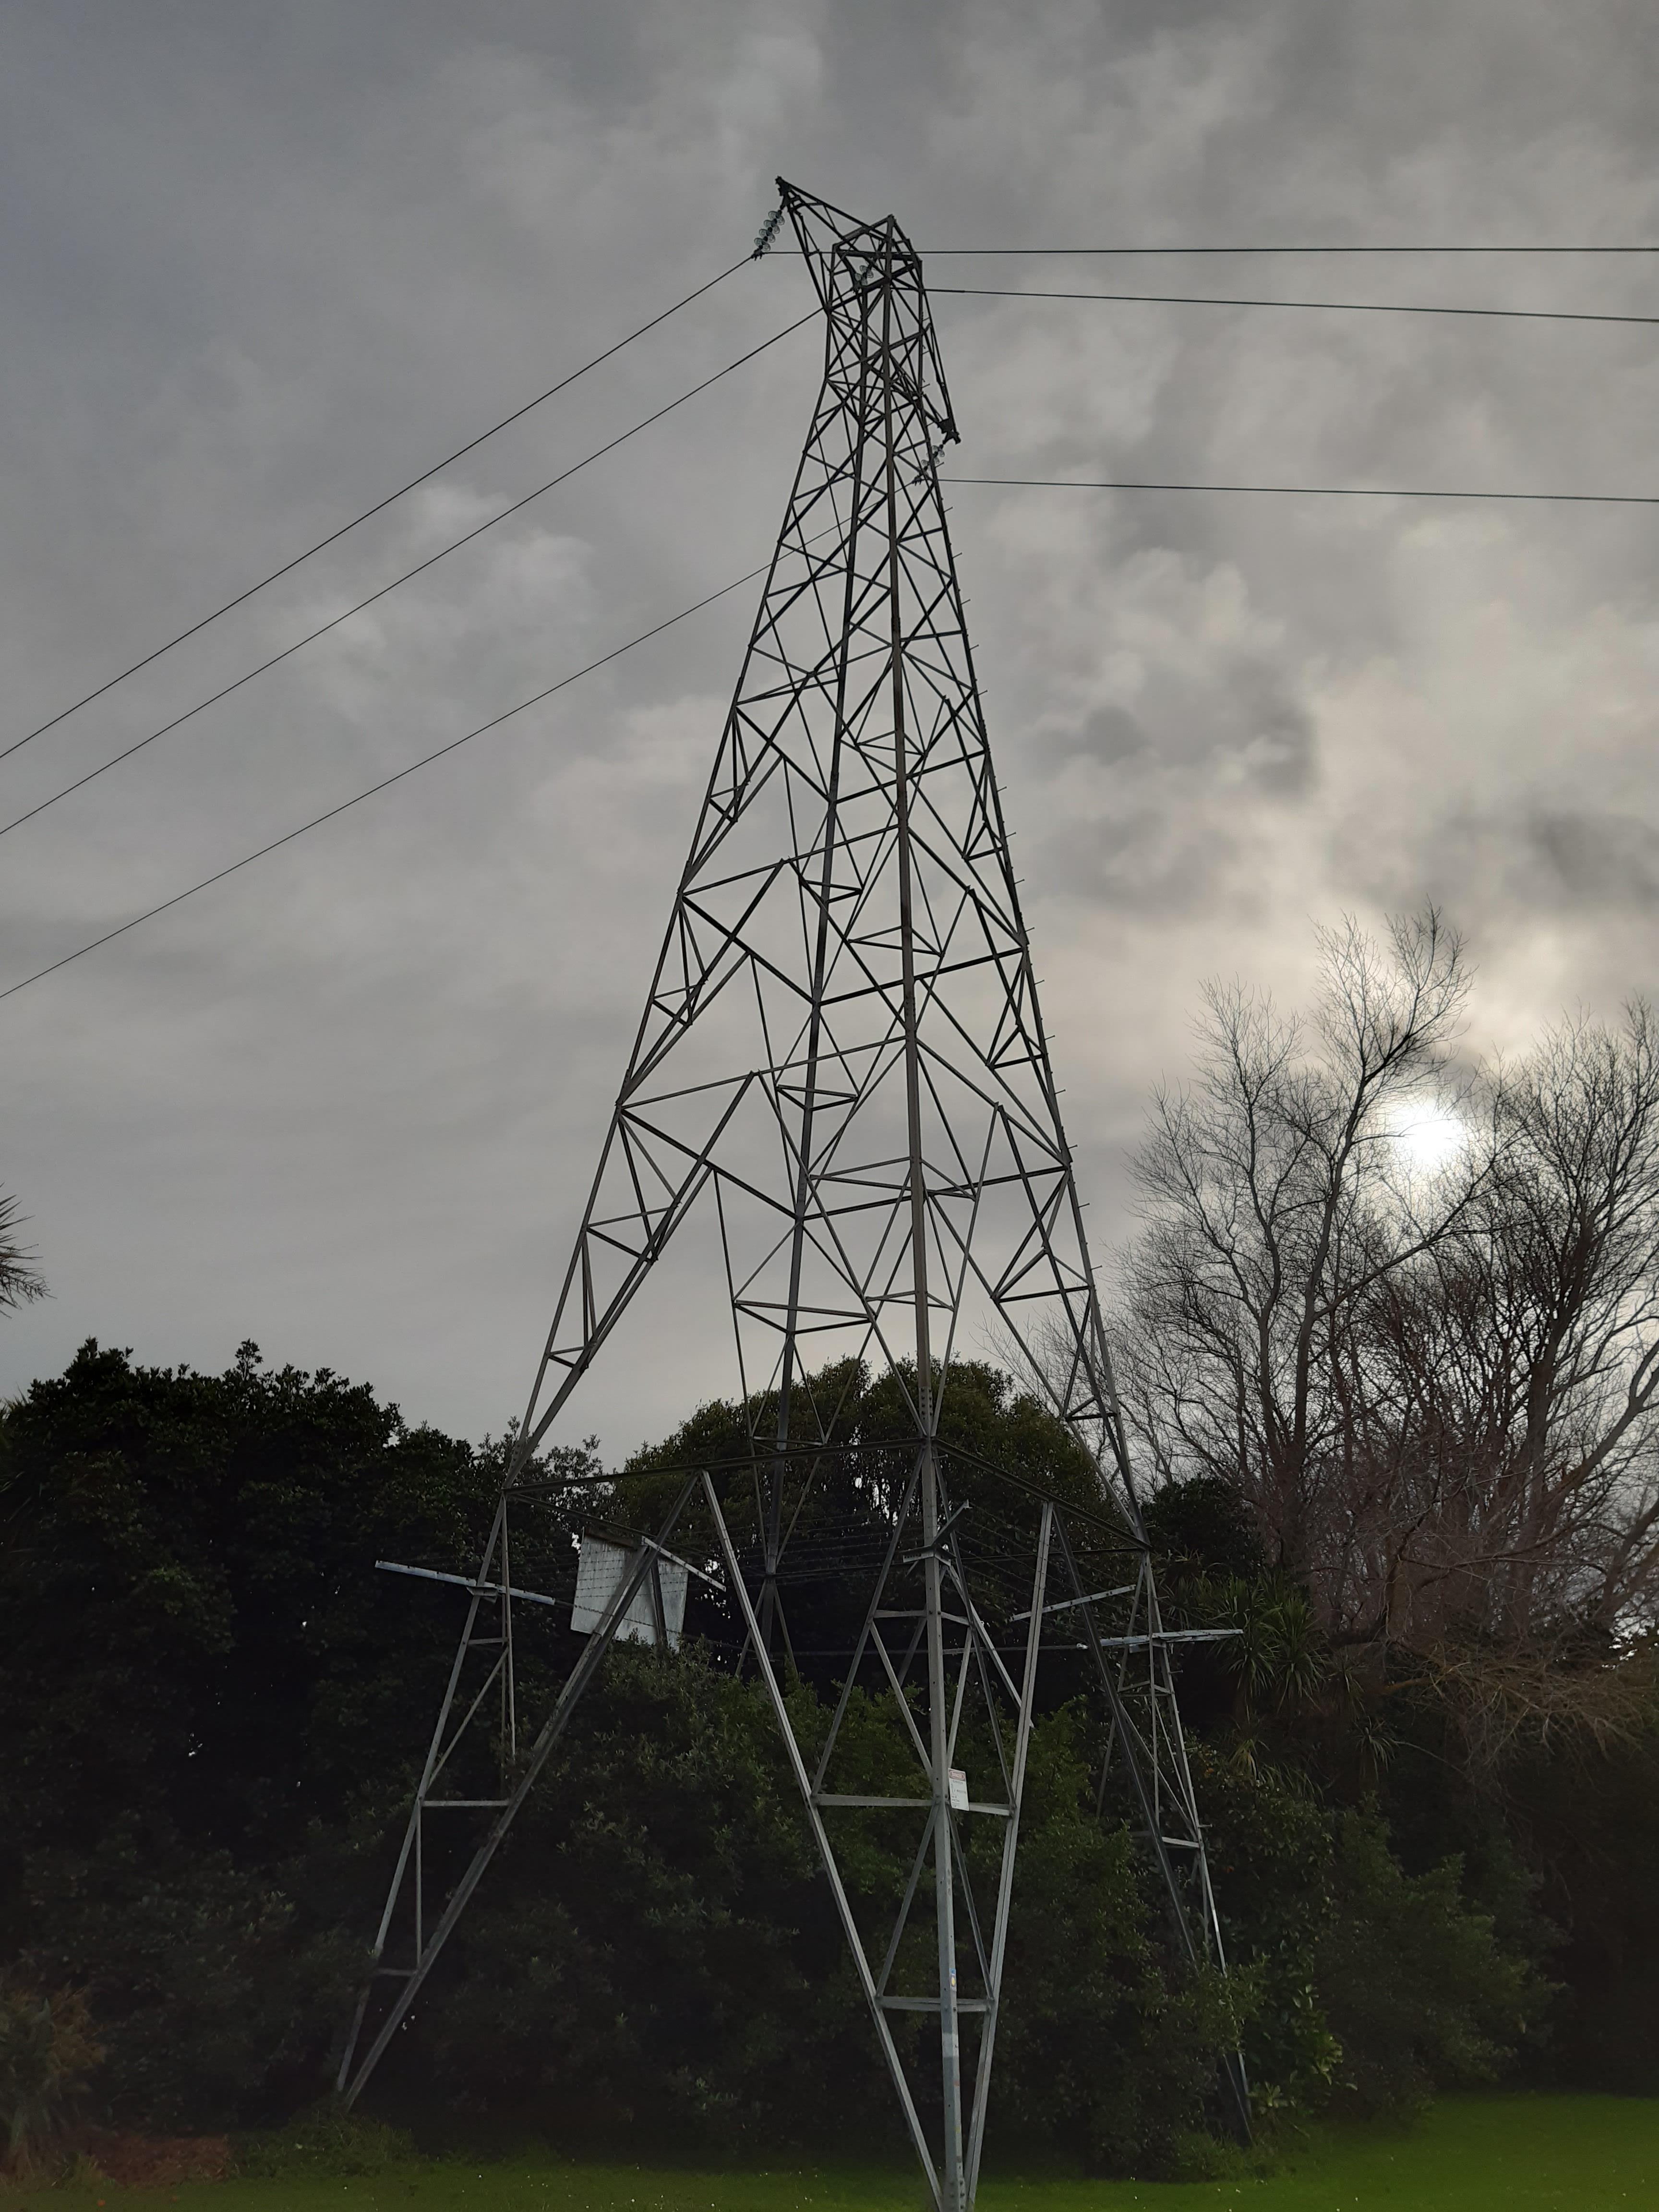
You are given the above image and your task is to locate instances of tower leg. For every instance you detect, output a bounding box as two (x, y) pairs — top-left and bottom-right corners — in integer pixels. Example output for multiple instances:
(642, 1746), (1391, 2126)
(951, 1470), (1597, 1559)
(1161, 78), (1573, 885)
(337, 1478), (699, 2106)
(704, 1473), (945, 2203)
(1054, 1519), (1252, 2140)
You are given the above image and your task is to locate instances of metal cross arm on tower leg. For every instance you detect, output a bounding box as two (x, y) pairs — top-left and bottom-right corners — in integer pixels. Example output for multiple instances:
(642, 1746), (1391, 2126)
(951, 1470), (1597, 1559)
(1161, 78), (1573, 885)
(374, 1559), (563, 1607)
(1008, 1583), (1135, 1621)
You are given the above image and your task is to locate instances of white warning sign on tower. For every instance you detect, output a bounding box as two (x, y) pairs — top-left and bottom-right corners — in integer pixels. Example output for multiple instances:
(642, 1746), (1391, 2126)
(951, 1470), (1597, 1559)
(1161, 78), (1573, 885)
(571, 1533), (688, 1650)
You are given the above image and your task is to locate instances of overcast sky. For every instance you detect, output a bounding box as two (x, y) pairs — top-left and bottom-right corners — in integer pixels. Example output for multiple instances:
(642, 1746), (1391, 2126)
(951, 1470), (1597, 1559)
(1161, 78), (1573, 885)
(2, 0), (1656, 1457)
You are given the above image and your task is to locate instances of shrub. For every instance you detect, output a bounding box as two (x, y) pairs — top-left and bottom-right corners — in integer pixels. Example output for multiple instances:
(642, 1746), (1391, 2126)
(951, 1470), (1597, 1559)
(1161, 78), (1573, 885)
(1192, 1753), (1549, 2121)
(1315, 1811), (1550, 2116)
(16, 1829), (358, 2130)
(0, 1973), (102, 2173)
(237, 2101), (415, 2177)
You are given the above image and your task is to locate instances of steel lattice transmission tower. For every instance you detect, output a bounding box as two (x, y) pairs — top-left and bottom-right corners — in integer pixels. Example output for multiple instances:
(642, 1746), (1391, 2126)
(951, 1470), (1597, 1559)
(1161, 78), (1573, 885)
(337, 180), (1247, 2209)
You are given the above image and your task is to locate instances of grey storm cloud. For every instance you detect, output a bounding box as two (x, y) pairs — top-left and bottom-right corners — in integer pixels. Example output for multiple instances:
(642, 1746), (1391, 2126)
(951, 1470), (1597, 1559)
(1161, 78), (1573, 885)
(1528, 809), (1659, 912)
(2, 0), (1658, 1452)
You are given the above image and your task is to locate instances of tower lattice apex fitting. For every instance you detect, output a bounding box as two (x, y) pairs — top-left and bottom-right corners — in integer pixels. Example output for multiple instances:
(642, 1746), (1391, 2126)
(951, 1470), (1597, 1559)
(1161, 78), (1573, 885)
(336, 180), (1249, 2210)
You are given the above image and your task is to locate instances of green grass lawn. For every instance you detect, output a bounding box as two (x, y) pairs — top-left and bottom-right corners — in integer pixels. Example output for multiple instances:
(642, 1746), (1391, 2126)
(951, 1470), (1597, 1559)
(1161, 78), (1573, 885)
(8, 2096), (1655, 2212)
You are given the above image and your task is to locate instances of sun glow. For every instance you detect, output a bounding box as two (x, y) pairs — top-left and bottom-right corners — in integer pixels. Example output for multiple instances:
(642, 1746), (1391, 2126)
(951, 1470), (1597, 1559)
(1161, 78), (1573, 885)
(1393, 1101), (1468, 1174)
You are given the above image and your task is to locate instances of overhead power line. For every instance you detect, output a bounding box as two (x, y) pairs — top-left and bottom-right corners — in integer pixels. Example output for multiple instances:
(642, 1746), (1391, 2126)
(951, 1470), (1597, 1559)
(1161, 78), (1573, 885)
(0, 258), (752, 768)
(915, 243), (1659, 256)
(943, 476), (1659, 505)
(0, 557), (778, 1006)
(935, 285), (1659, 327)
(0, 313), (815, 844)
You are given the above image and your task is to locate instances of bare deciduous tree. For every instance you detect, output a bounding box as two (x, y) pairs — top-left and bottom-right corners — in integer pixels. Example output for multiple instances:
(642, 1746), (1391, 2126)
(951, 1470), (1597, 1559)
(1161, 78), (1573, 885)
(1354, 1009), (1659, 1747)
(1122, 910), (1474, 1585)
(1118, 915), (1659, 1743)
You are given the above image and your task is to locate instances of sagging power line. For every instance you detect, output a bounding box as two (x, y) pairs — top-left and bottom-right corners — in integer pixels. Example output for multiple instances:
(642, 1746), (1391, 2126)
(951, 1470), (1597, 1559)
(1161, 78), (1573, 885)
(18, 212), (1658, 1003)
(934, 285), (1659, 327)
(0, 553), (783, 1005)
(0, 259), (753, 769)
(915, 242), (1659, 255)
(0, 313), (816, 844)
(942, 476), (1659, 504)
(20, 239), (1648, 805)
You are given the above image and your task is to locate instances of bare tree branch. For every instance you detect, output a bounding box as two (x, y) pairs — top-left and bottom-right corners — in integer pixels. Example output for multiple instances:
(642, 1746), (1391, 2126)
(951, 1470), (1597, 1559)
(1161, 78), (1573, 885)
(1115, 924), (1659, 1733)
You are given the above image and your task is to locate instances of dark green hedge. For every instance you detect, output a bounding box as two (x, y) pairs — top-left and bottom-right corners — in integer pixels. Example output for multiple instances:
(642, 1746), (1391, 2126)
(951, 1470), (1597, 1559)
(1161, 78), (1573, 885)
(0, 1342), (1581, 2169)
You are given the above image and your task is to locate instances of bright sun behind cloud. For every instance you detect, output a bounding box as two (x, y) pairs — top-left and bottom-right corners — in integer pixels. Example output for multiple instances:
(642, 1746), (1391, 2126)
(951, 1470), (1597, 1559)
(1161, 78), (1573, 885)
(1393, 1103), (1469, 1174)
